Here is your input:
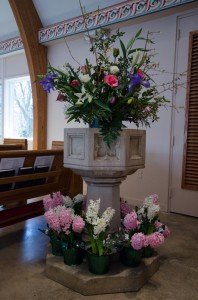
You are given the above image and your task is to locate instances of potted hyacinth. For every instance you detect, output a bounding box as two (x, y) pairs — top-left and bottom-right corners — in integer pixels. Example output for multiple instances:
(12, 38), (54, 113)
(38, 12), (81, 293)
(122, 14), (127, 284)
(136, 194), (170, 257)
(120, 194), (170, 265)
(83, 198), (115, 274)
(121, 211), (145, 267)
(43, 201), (85, 265)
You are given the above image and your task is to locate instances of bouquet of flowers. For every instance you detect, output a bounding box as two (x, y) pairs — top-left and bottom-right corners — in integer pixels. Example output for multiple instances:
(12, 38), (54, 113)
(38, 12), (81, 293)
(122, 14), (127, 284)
(43, 205), (85, 249)
(84, 199), (115, 256)
(38, 28), (170, 146)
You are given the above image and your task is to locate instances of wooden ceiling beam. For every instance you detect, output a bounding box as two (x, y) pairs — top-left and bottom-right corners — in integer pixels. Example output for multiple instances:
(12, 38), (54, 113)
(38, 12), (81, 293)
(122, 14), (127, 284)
(9, 0), (47, 149)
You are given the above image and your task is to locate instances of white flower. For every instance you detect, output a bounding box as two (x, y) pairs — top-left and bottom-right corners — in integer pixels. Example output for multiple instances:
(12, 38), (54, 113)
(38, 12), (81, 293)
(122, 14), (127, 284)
(81, 74), (91, 83)
(62, 196), (73, 207)
(146, 203), (160, 221)
(110, 66), (119, 74)
(101, 207), (115, 224)
(93, 217), (107, 237)
(73, 194), (84, 204)
(86, 199), (100, 224)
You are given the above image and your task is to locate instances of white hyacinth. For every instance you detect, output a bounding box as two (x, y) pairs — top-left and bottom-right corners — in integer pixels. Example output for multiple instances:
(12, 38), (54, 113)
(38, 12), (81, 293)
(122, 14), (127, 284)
(62, 195), (73, 208)
(93, 217), (107, 237)
(73, 194), (84, 204)
(86, 199), (100, 224)
(101, 207), (115, 224)
(146, 203), (160, 222)
(86, 199), (115, 238)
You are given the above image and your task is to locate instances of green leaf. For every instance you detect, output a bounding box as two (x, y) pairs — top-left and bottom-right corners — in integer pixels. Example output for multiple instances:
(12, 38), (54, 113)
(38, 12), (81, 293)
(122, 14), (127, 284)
(128, 48), (149, 55)
(119, 39), (126, 60)
(126, 38), (134, 50)
(94, 99), (112, 112)
(135, 28), (142, 38)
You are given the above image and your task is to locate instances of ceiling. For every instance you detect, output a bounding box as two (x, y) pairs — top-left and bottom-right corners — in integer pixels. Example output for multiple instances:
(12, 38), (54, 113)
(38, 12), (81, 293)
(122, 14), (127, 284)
(0, 0), (126, 42)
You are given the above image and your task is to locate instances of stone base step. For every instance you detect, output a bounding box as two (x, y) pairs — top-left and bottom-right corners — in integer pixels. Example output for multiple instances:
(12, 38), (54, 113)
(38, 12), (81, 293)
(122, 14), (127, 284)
(46, 250), (160, 295)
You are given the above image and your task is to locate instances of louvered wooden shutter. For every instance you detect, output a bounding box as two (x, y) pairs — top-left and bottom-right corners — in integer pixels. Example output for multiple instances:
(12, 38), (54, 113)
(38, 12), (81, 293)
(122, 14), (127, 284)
(182, 31), (198, 190)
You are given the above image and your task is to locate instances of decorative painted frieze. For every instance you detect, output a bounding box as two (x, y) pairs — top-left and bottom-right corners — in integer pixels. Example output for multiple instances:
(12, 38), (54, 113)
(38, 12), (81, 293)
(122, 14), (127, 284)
(0, 37), (23, 55)
(0, 0), (196, 55)
(38, 0), (195, 44)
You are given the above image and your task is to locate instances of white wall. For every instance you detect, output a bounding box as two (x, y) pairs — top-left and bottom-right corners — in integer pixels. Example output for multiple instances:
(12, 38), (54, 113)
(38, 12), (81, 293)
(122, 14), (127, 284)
(46, 11), (180, 211)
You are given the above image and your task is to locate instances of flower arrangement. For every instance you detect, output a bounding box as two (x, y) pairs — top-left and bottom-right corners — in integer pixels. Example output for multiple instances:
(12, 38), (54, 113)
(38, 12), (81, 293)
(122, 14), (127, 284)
(43, 191), (85, 215)
(121, 194), (170, 252)
(84, 199), (115, 256)
(38, 28), (170, 146)
(43, 205), (85, 249)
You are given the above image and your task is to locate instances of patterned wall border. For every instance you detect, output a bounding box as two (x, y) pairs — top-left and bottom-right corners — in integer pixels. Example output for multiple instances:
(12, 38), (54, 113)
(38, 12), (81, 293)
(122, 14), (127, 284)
(0, 0), (196, 55)
(0, 36), (23, 56)
(38, 0), (196, 44)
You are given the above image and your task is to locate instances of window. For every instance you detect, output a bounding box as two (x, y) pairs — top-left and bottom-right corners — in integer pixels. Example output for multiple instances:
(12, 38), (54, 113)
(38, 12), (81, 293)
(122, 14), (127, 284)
(4, 76), (33, 138)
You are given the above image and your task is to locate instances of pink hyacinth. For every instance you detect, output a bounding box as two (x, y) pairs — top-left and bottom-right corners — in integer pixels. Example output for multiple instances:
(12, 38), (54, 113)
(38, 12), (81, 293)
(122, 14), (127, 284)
(163, 226), (170, 238)
(146, 232), (165, 249)
(155, 221), (163, 230)
(43, 191), (63, 211)
(152, 194), (159, 204)
(44, 209), (61, 232)
(155, 221), (170, 238)
(120, 200), (132, 218)
(59, 207), (73, 230)
(52, 191), (64, 207)
(43, 195), (52, 211)
(72, 216), (85, 233)
(123, 211), (139, 232)
(131, 233), (145, 250)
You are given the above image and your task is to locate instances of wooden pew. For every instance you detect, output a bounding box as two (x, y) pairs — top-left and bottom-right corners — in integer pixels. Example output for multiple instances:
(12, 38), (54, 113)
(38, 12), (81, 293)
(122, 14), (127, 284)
(0, 149), (83, 227)
(0, 144), (25, 151)
(51, 140), (82, 199)
(3, 138), (28, 150)
(51, 140), (64, 149)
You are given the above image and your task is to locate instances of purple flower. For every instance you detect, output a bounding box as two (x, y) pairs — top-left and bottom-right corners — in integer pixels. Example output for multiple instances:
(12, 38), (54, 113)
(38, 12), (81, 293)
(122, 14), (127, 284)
(128, 71), (150, 93)
(120, 200), (132, 218)
(39, 73), (58, 93)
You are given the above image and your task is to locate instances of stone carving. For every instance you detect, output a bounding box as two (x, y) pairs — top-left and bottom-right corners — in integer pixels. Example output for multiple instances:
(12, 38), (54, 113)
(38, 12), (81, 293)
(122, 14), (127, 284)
(94, 134), (120, 161)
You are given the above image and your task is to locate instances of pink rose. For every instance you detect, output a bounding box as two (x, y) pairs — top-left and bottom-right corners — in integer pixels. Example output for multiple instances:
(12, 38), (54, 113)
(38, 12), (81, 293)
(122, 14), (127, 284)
(71, 79), (78, 86)
(104, 75), (118, 87)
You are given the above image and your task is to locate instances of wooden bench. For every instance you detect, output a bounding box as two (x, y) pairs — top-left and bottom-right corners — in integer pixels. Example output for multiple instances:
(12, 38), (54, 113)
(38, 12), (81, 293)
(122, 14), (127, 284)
(0, 144), (25, 151)
(0, 149), (83, 227)
(1, 138), (28, 150)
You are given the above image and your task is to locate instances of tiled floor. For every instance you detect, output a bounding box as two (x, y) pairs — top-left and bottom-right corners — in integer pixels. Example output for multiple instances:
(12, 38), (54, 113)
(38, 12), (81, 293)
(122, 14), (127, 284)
(0, 212), (198, 300)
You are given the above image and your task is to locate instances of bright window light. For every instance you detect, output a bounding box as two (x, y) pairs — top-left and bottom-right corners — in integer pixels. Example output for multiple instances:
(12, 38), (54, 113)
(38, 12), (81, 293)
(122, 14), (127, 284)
(4, 76), (33, 138)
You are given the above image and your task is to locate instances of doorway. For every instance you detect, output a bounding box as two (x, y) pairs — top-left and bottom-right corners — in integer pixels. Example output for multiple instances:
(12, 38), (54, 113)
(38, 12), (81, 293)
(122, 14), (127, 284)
(170, 10), (198, 217)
